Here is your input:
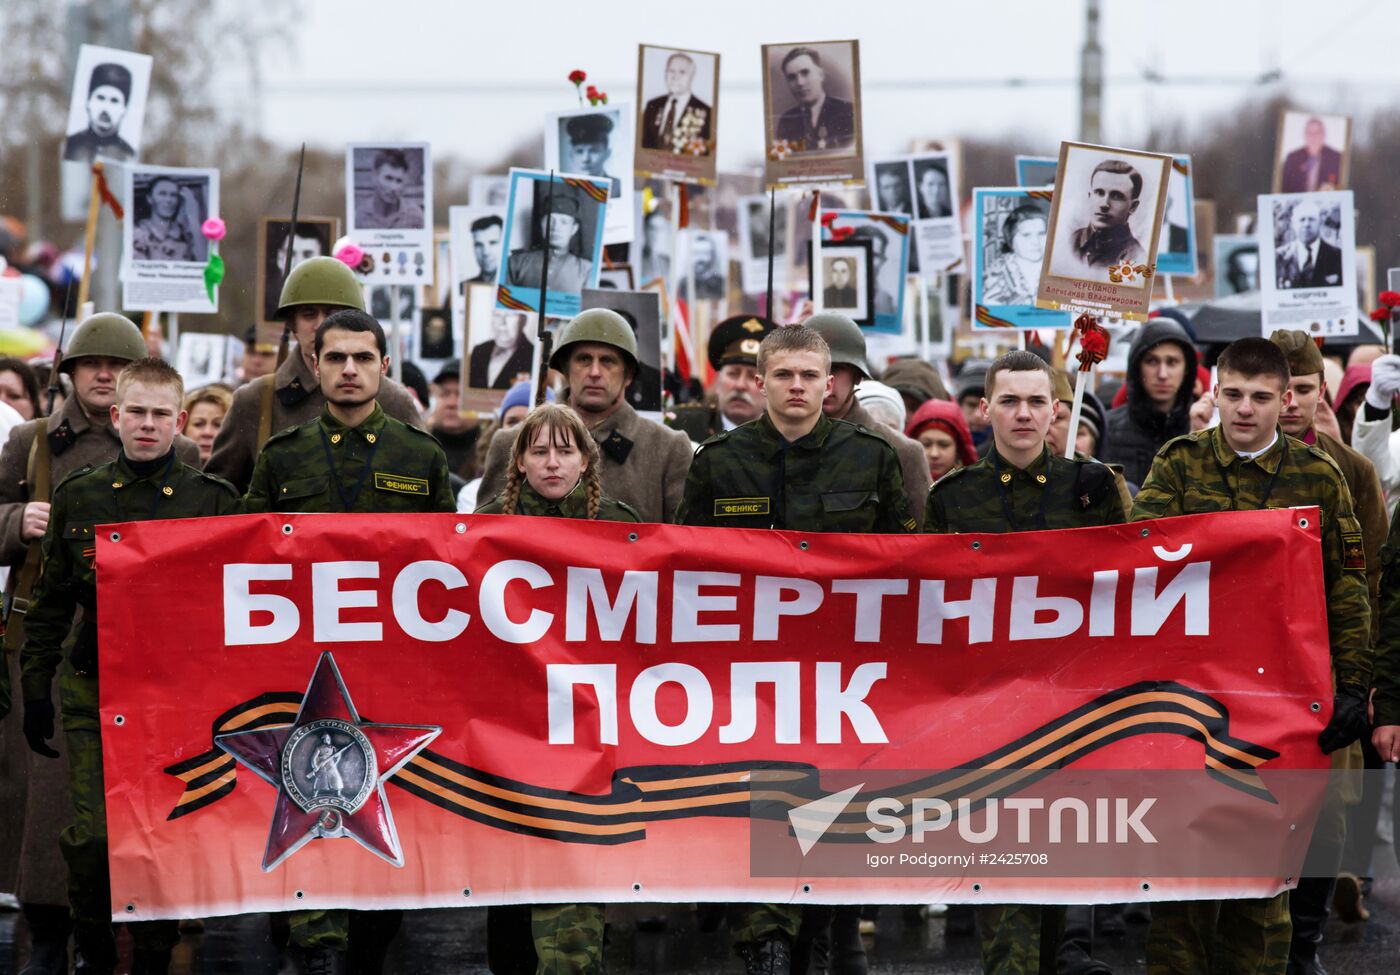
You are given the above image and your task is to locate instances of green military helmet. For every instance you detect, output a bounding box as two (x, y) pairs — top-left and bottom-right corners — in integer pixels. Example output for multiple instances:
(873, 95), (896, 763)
(548, 308), (639, 373)
(803, 311), (871, 379)
(276, 256), (366, 319)
(59, 312), (147, 374)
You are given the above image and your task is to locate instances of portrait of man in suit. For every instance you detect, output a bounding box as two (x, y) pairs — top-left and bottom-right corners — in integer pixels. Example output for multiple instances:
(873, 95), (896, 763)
(1279, 114), (1346, 194)
(773, 46), (855, 153)
(469, 310), (535, 390)
(1274, 200), (1342, 290)
(641, 51), (713, 155)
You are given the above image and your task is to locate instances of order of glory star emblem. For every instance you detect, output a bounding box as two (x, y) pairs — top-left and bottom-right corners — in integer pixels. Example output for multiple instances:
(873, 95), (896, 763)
(216, 651), (441, 871)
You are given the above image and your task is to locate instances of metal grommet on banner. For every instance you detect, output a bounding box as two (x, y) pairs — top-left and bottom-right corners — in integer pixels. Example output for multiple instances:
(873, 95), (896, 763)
(1139, 528), (1149, 537)
(1299, 517), (1309, 528)
(799, 541), (809, 551)
(1311, 702), (1322, 712)
(971, 541), (981, 551)
(971, 883), (982, 893)
(455, 523), (466, 534)
(114, 715), (124, 726)
(1258, 667), (1265, 674)
(1141, 882), (1151, 892)
(282, 524), (293, 535)
(1290, 824), (1297, 831)
(125, 903), (135, 914)
(110, 532), (120, 542)
(462, 888), (472, 898)
(802, 884), (812, 894)
(628, 532), (639, 542)
(632, 883), (642, 892)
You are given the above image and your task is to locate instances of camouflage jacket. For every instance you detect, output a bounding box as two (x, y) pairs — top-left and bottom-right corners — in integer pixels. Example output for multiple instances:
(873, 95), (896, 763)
(924, 445), (1125, 534)
(1132, 426), (1371, 691)
(18, 453), (239, 702)
(243, 403), (455, 514)
(476, 481), (640, 523)
(205, 349), (423, 492)
(675, 411), (915, 533)
(1374, 506), (1400, 725)
(844, 400), (931, 530)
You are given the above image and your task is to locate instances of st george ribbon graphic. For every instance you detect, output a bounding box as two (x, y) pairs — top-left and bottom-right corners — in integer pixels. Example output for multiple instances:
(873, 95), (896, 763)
(215, 651), (441, 870)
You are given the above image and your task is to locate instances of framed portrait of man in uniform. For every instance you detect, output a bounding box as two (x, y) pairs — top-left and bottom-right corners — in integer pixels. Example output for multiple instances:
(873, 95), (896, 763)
(807, 239), (873, 327)
(761, 40), (864, 189)
(545, 105), (635, 246)
(818, 210), (907, 334)
(121, 164), (220, 314)
(345, 142), (433, 283)
(62, 44), (153, 164)
(495, 168), (610, 319)
(635, 44), (720, 186)
(256, 216), (338, 327)
(1037, 141), (1172, 320)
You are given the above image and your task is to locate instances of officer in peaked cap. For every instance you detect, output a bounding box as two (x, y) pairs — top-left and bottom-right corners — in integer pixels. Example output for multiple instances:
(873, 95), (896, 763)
(668, 315), (776, 444)
(565, 113), (621, 197)
(506, 187), (594, 293)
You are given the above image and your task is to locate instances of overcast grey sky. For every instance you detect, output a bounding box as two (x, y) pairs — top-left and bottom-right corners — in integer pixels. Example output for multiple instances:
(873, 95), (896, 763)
(233, 0), (1389, 171)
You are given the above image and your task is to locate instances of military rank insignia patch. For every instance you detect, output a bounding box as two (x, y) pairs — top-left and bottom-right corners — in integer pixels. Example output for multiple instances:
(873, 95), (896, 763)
(373, 473), (428, 495)
(1342, 531), (1365, 570)
(714, 497), (770, 517)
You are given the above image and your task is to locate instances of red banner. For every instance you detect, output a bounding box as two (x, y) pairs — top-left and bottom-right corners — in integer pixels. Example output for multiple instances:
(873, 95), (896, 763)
(98, 508), (1333, 920)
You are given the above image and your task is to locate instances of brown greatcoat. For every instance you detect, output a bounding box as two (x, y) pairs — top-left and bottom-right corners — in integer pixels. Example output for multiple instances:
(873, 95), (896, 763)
(1315, 428), (1388, 640)
(478, 400), (693, 524)
(0, 396), (198, 905)
(843, 400), (931, 530)
(204, 346), (424, 491)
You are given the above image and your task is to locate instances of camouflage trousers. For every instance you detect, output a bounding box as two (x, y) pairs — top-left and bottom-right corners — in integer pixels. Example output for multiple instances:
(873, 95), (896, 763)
(532, 903), (605, 975)
(288, 908), (349, 950)
(728, 903), (801, 947)
(976, 904), (1064, 974)
(1145, 893), (1290, 975)
(59, 670), (180, 962)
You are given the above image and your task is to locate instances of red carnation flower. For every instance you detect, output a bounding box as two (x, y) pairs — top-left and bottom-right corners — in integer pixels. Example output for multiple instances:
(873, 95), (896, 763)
(1371, 307), (1391, 322)
(1381, 290), (1400, 307)
(569, 70), (586, 86)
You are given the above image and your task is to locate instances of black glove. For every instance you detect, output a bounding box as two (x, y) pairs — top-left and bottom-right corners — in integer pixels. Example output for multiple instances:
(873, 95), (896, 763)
(23, 697), (59, 759)
(1318, 687), (1368, 754)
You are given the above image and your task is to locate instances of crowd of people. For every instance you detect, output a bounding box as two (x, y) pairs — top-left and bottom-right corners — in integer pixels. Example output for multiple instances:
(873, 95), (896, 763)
(0, 220), (1399, 975)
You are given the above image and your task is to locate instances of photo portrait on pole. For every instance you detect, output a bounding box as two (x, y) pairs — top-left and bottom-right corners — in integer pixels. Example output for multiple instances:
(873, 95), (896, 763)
(1273, 110), (1351, 194)
(545, 104), (635, 245)
(345, 142), (434, 283)
(1214, 233), (1261, 297)
(820, 210), (908, 334)
(1038, 141), (1172, 320)
(495, 168), (609, 319)
(62, 44), (153, 164)
(121, 165), (220, 313)
(678, 229), (730, 301)
(761, 40), (864, 188)
(256, 216), (338, 326)
(462, 283), (537, 416)
(972, 187), (1071, 331)
(808, 239), (874, 326)
(1257, 191), (1357, 336)
(634, 44), (720, 186)
(868, 152), (963, 274)
(634, 202), (673, 286)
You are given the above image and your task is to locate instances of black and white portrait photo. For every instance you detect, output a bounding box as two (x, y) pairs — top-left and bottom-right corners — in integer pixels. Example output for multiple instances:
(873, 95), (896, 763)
(120, 165), (220, 314)
(471, 175), (511, 208)
(636, 45), (720, 185)
(1044, 144), (1170, 290)
(810, 240), (872, 326)
(497, 168), (609, 319)
(1269, 198), (1344, 290)
(546, 105), (634, 245)
(981, 197), (1050, 308)
(581, 288), (663, 413)
(128, 170), (210, 263)
(680, 230), (729, 301)
(62, 44), (153, 164)
(449, 205), (506, 293)
(762, 40), (863, 187)
(872, 161), (913, 215)
(1274, 111), (1351, 194)
(737, 194), (788, 294)
(1258, 190), (1357, 336)
(350, 146), (427, 231)
(1213, 234), (1260, 296)
(912, 157), (953, 219)
(468, 307), (535, 391)
(635, 205), (672, 285)
(819, 210), (908, 334)
(257, 216), (337, 325)
(418, 307), (455, 362)
(175, 332), (229, 389)
(868, 152), (962, 273)
(369, 284), (417, 324)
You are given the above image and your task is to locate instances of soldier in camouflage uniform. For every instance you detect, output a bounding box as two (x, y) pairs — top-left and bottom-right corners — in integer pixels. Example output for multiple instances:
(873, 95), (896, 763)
(477, 403), (638, 975)
(0, 314), (197, 973)
(804, 312), (931, 529)
(667, 314), (775, 443)
(206, 256), (422, 492)
(242, 309), (453, 975)
(19, 359), (238, 974)
(924, 351), (1122, 975)
(1132, 338), (1371, 975)
(676, 325), (912, 975)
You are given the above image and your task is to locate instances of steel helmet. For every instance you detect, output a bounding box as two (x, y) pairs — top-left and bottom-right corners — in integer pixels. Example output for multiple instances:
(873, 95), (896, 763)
(802, 311), (872, 379)
(548, 308), (639, 373)
(276, 256), (365, 318)
(59, 313), (147, 374)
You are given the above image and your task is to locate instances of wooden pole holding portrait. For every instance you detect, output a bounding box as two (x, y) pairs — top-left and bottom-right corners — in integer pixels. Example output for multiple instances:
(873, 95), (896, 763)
(810, 191), (824, 314)
(78, 162), (104, 310)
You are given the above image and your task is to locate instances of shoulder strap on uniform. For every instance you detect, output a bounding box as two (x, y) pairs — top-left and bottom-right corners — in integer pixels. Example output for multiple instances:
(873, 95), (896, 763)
(256, 374), (276, 451)
(27, 416), (50, 502)
(5, 419), (50, 650)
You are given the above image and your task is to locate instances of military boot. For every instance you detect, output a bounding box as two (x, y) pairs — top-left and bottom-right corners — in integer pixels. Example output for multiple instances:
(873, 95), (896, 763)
(1287, 876), (1334, 975)
(19, 903), (70, 975)
(738, 937), (792, 975)
(131, 947), (172, 974)
(828, 907), (866, 975)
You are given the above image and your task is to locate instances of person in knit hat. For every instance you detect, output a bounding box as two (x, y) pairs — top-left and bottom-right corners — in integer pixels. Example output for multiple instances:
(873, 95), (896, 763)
(853, 380), (906, 432)
(905, 398), (976, 481)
